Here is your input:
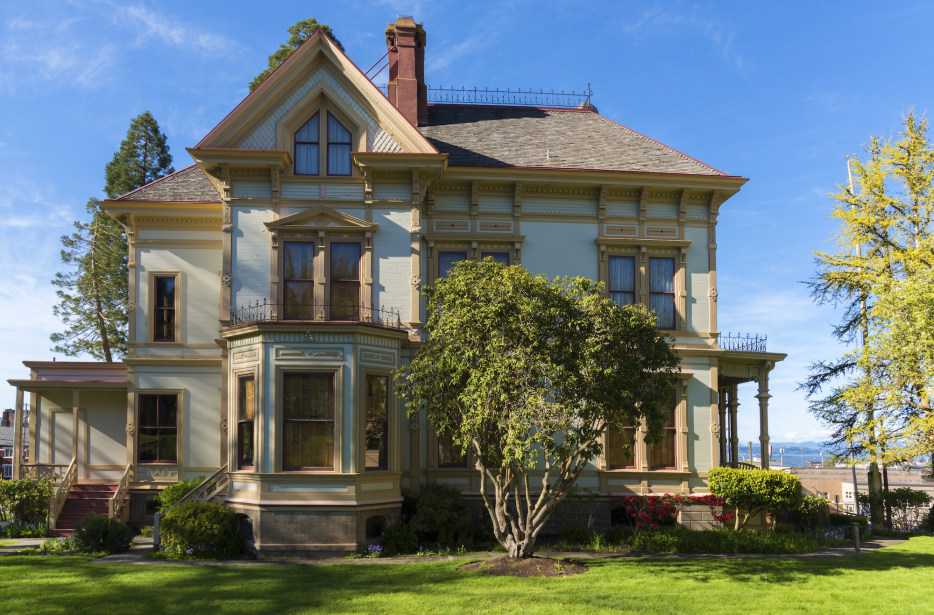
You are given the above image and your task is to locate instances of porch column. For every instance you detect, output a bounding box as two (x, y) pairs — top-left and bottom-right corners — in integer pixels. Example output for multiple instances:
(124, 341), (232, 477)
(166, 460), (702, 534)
(13, 388), (23, 479)
(72, 390), (80, 464)
(756, 364), (772, 470)
(717, 387), (728, 465)
(729, 384), (739, 466)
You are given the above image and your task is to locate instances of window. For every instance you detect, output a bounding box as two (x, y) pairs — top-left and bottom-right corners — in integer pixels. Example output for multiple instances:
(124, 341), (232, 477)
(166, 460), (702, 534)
(153, 275), (177, 341)
(648, 402), (677, 469)
(438, 251), (467, 277)
(138, 394), (177, 463)
(329, 243), (360, 320)
(438, 433), (467, 468)
(284, 242), (315, 319)
(649, 257), (675, 330)
(606, 424), (636, 469)
(293, 111), (353, 176)
(237, 376), (255, 470)
(294, 112), (320, 175)
(283, 373), (334, 470)
(608, 256), (636, 307)
(327, 113), (352, 175)
(365, 375), (389, 471)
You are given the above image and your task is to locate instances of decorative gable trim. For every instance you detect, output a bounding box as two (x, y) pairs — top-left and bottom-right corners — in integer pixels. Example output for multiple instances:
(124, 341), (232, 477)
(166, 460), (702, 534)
(196, 31), (436, 155)
(264, 206), (378, 234)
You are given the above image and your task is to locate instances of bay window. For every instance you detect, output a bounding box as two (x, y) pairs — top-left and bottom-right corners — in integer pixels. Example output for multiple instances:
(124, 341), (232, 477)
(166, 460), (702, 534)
(283, 373), (334, 470)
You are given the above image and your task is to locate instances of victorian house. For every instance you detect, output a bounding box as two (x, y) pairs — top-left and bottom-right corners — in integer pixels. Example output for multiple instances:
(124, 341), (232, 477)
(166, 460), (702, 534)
(7, 17), (784, 552)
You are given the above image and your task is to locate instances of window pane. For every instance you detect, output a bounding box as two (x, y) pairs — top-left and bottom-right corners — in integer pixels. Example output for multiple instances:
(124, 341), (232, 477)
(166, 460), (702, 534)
(155, 277), (175, 307)
(650, 294), (675, 330)
(295, 113), (319, 141)
(438, 433), (466, 467)
(158, 396), (177, 428)
(154, 276), (176, 342)
(330, 282), (360, 319)
(239, 377), (255, 422)
(649, 258), (674, 292)
(284, 243), (314, 280)
(438, 252), (467, 276)
(283, 421), (333, 468)
(481, 252), (509, 265)
(328, 144), (352, 175)
(138, 429), (159, 462)
(366, 375), (389, 471)
(366, 376), (388, 422)
(649, 432), (676, 468)
(295, 144), (319, 175)
(158, 432), (177, 463)
(607, 426), (635, 468)
(139, 395), (158, 427)
(330, 243), (360, 280)
(327, 113), (352, 176)
(284, 374), (332, 420)
(284, 282), (315, 319)
(609, 256), (635, 307)
(238, 422), (254, 468)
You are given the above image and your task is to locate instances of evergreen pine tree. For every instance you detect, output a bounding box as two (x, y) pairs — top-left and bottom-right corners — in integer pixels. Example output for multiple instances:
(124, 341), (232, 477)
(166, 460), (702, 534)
(51, 112), (174, 361)
(249, 19), (343, 92)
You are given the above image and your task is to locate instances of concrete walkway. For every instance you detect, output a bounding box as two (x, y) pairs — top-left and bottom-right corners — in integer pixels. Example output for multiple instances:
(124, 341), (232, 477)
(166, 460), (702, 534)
(0, 535), (907, 566)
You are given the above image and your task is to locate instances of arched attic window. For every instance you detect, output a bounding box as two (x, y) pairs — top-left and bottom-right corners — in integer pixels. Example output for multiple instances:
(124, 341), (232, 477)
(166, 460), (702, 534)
(293, 111), (353, 176)
(294, 112), (320, 175)
(327, 112), (352, 175)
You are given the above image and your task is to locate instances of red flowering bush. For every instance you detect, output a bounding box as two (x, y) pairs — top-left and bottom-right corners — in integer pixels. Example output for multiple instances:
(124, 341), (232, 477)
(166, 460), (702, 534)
(610, 494), (734, 532)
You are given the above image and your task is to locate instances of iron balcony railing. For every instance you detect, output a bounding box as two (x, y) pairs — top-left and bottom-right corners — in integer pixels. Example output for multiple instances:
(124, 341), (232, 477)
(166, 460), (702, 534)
(719, 332), (768, 353)
(229, 300), (403, 329)
(375, 84), (593, 109)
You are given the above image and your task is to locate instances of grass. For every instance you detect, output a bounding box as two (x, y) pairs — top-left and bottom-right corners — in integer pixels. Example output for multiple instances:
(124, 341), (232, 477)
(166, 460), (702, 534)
(2, 537), (934, 614)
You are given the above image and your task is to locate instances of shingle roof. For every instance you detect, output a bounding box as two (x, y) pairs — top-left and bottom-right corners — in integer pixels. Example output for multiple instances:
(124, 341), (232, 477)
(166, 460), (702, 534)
(419, 105), (726, 176)
(115, 165), (220, 202)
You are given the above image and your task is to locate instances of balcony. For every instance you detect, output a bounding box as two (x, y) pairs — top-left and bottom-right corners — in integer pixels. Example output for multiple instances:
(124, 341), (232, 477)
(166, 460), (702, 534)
(227, 301), (403, 329)
(719, 332), (768, 353)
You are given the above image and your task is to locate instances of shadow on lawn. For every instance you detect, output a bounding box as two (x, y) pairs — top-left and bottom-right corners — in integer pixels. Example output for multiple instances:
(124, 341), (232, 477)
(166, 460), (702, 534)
(582, 545), (934, 585)
(0, 557), (467, 613)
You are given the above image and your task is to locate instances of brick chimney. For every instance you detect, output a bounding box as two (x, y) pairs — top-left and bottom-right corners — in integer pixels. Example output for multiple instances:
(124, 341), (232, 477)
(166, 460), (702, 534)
(1, 409), (11, 427)
(386, 16), (427, 126)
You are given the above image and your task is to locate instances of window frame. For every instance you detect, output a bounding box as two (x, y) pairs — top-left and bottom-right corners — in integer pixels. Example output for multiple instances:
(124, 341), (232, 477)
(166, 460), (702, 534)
(426, 236), (523, 283)
(236, 374), (256, 471)
(281, 371), (336, 472)
(136, 391), (180, 465)
(277, 90), (364, 178)
(150, 272), (181, 343)
(363, 372), (391, 472)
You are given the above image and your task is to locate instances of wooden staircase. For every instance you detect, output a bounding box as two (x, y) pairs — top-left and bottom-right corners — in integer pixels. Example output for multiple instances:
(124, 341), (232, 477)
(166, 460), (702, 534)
(49, 483), (122, 537)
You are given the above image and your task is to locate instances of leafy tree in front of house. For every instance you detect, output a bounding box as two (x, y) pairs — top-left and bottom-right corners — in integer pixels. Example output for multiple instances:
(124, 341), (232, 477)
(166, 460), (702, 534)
(51, 112), (173, 362)
(396, 259), (680, 558)
(708, 467), (803, 530)
(249, 18), (344, 92)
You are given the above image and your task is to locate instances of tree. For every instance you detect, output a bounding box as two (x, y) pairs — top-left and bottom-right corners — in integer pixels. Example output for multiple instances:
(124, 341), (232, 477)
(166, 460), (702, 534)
(249, 18), (343, 92)
(395, 259), (680, 558)
(103, 111), (174, 199)
(804, 111), (934, 524)
(52, 112), (174, 361)
(707, 467), (802, 530)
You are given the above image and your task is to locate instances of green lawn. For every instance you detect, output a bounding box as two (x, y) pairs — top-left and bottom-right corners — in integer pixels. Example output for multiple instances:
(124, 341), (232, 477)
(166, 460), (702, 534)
(2, 538), (934, 614)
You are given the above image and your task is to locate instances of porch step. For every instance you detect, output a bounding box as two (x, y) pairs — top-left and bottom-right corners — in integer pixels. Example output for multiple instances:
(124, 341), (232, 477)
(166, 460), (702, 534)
(52, 482), (124, 535)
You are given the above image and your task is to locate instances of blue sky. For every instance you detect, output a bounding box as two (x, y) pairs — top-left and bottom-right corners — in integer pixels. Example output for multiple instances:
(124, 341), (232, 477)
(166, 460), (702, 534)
(1, 1), (931, 445)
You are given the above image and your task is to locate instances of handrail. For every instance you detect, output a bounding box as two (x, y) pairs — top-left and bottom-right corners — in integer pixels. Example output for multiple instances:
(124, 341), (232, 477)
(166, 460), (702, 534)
(20, 463), (69, 481)
(49, 457), (77, 530)
(172, 464), (229, 510)
(109, 464), (132, 519)
(736, 462), (761, 470)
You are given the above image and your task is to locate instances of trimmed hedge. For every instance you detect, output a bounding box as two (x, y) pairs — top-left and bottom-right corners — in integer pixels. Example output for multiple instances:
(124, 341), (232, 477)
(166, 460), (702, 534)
(73, 515), (132, 554)
(708, 467), (802, 529)
(159, 502), (243, 559)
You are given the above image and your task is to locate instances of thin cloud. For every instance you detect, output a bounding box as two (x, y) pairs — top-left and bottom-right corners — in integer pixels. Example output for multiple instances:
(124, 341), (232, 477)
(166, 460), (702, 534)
(105, 2), (233, 54)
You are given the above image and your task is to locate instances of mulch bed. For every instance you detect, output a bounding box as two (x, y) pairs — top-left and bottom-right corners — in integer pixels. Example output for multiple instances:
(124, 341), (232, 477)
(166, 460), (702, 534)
(459, 556), (588, 577)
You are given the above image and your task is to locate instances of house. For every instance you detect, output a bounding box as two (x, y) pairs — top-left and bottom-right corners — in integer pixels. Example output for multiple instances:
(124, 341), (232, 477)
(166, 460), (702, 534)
(7, 17), (785, 552)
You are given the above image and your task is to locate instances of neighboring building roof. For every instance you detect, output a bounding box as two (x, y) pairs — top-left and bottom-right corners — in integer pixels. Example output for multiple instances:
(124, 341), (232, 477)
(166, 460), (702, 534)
(115, 165), (220, 202)
(0, 426), (13, 449)
(419, 105), (726, 176)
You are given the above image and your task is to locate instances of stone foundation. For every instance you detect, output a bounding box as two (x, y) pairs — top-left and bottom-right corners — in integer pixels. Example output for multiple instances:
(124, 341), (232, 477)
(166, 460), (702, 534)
(229, 503), (401, 556)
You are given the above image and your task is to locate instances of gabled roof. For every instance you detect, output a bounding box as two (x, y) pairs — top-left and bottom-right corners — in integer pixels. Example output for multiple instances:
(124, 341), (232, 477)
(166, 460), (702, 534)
(419, 105), (729, 176)
(114, 165), (219, 202)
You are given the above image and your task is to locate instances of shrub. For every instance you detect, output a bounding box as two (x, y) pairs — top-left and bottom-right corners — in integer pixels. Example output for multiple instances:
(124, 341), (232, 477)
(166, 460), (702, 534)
(922, 505), (934, 533)
(39, 536), (77, 553)
(159, 502), (243, 559)
(381, 521), (418, 556)
(783, 495), (830, 531)
(610, 495), (678, 531)
(558, 523), (592, 545)
(156, 476), (205, 514)
(708, 467), (803, 530)
(408, 483), (472, 547)
(0, 520), (47, 538)
(73, 515), (132, 554)
(0, 478), (54, 526)
(628, 525), (817, 554)
(138, 525), (154, 538)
